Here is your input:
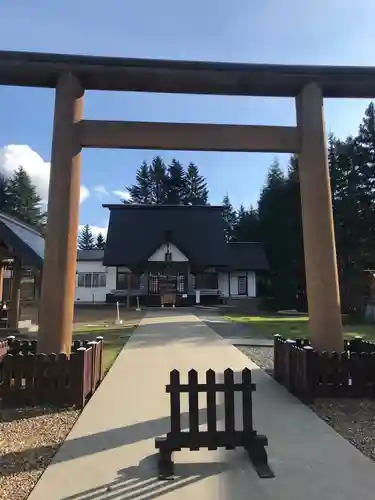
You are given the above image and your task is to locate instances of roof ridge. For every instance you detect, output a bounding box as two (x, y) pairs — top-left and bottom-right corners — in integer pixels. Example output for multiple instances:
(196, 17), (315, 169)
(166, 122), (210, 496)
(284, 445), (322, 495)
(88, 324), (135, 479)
(102, 204), (223, 210)
(0, 211), (43, 237)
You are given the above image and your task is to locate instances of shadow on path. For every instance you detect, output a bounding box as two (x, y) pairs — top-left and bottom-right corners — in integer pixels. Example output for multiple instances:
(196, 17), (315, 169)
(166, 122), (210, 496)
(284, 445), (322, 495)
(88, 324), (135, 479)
(61, 455), (234, 500)
(0, 407), (224, 476)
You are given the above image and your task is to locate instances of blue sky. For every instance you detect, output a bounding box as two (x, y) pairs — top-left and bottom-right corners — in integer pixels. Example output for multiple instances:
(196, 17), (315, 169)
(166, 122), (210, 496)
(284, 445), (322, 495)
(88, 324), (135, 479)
(1, 0), (375, 234)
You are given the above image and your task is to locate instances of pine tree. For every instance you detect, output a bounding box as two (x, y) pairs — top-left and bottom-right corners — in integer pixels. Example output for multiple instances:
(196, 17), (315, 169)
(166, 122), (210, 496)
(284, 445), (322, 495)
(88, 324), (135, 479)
(258, 160), (297, 308)
(0, 173), (10, 213)
(165, 159), (185, 204)
(233, 205), (260, 242)
(334, 107), (375, 312)
(222, 194), (237, 242)
(126, 161), (152, 203)
(284, 155), (305, 304)
(183, 163), (209, 205)
(237, 204), (246, 221)
(150, 156), (168, 204)
(78, 224), (95, 250)
(6, 166), (44, 228)
(330, 136), (361, 273)
(356, 102), (375, 258)
(96, 232), (106, 250)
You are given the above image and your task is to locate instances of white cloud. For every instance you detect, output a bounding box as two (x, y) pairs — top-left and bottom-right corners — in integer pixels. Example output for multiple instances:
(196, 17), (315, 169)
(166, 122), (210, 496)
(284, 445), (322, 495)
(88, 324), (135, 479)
(0, 145), (90, 204)
(80, 185), (90, 204)
(79, 224), (107, 238)
(112, 189), (131, 201)
(94, 185), (108, 199)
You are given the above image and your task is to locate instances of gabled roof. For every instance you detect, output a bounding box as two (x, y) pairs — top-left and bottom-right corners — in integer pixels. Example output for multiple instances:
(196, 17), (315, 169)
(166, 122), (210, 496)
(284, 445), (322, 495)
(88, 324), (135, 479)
(102, 204), (229, 268)
(0, 212), (44, 268)
(102, 204), (269, 271)
(227, 242), (268, 271)
(77, 250), (104, 261)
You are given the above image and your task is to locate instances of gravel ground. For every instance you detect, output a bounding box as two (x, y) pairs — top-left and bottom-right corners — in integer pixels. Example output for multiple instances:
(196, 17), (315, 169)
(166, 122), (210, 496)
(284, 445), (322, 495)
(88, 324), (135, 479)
(236, 345), (274, 373)
(237, 344), (375, 463)
(0, 405), (80, 500)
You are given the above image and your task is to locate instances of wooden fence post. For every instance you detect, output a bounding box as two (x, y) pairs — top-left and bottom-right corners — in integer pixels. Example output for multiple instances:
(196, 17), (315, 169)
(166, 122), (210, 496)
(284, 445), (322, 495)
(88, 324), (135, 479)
(285, 339), (296, 392)
(96, 336), (104, 381)
(206, 369), (217, 448)
(350, 335), (363, 354)
(6, 335), (15, 349)
(72, 347), (86, 407)
(273, 334), (282, 381)
(86, 341), (98, 394)
(169, 369), (181, 436)
(223, 368), (235, 446)
(188, 369), (199, 449)
(302, 345), (315, 404)
(242, 368), (254, 437)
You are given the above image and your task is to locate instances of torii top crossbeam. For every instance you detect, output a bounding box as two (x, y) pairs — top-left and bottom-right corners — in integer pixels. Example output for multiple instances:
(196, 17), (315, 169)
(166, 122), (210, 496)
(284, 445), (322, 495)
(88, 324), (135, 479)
(1, 50), (375, 97)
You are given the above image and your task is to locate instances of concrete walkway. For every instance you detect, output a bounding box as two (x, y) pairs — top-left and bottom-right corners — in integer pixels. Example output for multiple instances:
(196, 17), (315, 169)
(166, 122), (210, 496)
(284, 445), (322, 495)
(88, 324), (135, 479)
(29, 310), (375, 500)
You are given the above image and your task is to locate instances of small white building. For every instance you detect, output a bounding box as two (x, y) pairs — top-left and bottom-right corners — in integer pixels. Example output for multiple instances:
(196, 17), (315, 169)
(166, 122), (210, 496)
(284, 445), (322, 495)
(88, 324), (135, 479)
(75, 204), (268, 306)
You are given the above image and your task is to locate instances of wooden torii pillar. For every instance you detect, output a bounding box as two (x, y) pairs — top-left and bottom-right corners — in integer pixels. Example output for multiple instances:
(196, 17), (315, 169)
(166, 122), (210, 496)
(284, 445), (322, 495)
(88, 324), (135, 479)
(38, 73), (83, 354)
(296, 83), (343, 352)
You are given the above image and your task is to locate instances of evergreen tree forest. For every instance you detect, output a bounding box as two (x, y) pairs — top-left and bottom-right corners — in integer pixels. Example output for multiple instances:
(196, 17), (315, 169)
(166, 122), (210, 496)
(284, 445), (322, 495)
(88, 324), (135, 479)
(223, 102), (375, 313)
(125, 156), (209, 205)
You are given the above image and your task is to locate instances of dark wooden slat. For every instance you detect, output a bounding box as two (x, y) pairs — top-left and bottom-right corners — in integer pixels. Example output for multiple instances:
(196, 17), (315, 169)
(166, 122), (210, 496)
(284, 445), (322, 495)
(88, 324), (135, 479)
(24, 353), (35, 394)
(188, 369), (199, 450)
(224, 369), (235, 447)
(73, 340), (82, 352)
(206, 369), (217, 450)
(12, 339), (21, 354)
(242, 368), (253, 434)
(13, 354), (23, 391)
(2, 355), (12, 391)
(169, 370), (181, 435)
(56, 353), (68, 390)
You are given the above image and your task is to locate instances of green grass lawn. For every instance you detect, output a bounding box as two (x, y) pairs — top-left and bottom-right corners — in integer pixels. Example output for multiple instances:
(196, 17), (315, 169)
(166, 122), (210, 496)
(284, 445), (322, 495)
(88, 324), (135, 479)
(225, 314), (375, 341)
(73, 324), (138, 373)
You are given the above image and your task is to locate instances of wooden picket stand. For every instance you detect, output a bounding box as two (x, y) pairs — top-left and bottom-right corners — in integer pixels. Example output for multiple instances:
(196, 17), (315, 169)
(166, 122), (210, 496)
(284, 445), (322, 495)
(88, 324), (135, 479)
(155, 368), (273, 480)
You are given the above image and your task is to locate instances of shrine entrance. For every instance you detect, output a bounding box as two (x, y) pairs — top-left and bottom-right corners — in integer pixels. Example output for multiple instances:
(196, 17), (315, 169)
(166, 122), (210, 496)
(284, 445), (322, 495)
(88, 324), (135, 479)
(2, 51), (371, 353)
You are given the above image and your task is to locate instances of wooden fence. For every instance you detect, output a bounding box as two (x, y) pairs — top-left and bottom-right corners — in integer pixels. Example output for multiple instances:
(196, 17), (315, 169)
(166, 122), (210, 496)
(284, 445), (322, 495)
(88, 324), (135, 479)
(274, 335), (375, 403)
(0, 335), (104, 407)
(155, 368), (273, 479)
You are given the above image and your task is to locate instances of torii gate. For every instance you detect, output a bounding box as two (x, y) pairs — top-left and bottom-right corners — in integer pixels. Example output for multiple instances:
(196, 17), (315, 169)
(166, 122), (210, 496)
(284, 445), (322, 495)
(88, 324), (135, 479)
(1, 51), (369, 354)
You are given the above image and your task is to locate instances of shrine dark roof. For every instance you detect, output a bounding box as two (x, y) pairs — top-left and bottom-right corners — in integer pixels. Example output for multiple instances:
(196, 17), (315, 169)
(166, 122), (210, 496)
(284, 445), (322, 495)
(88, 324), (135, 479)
(227, 242), (268, 271)
(77, 250), (104, 261)
(102, 204), (268, 271)
(0, 213), (44, 268)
